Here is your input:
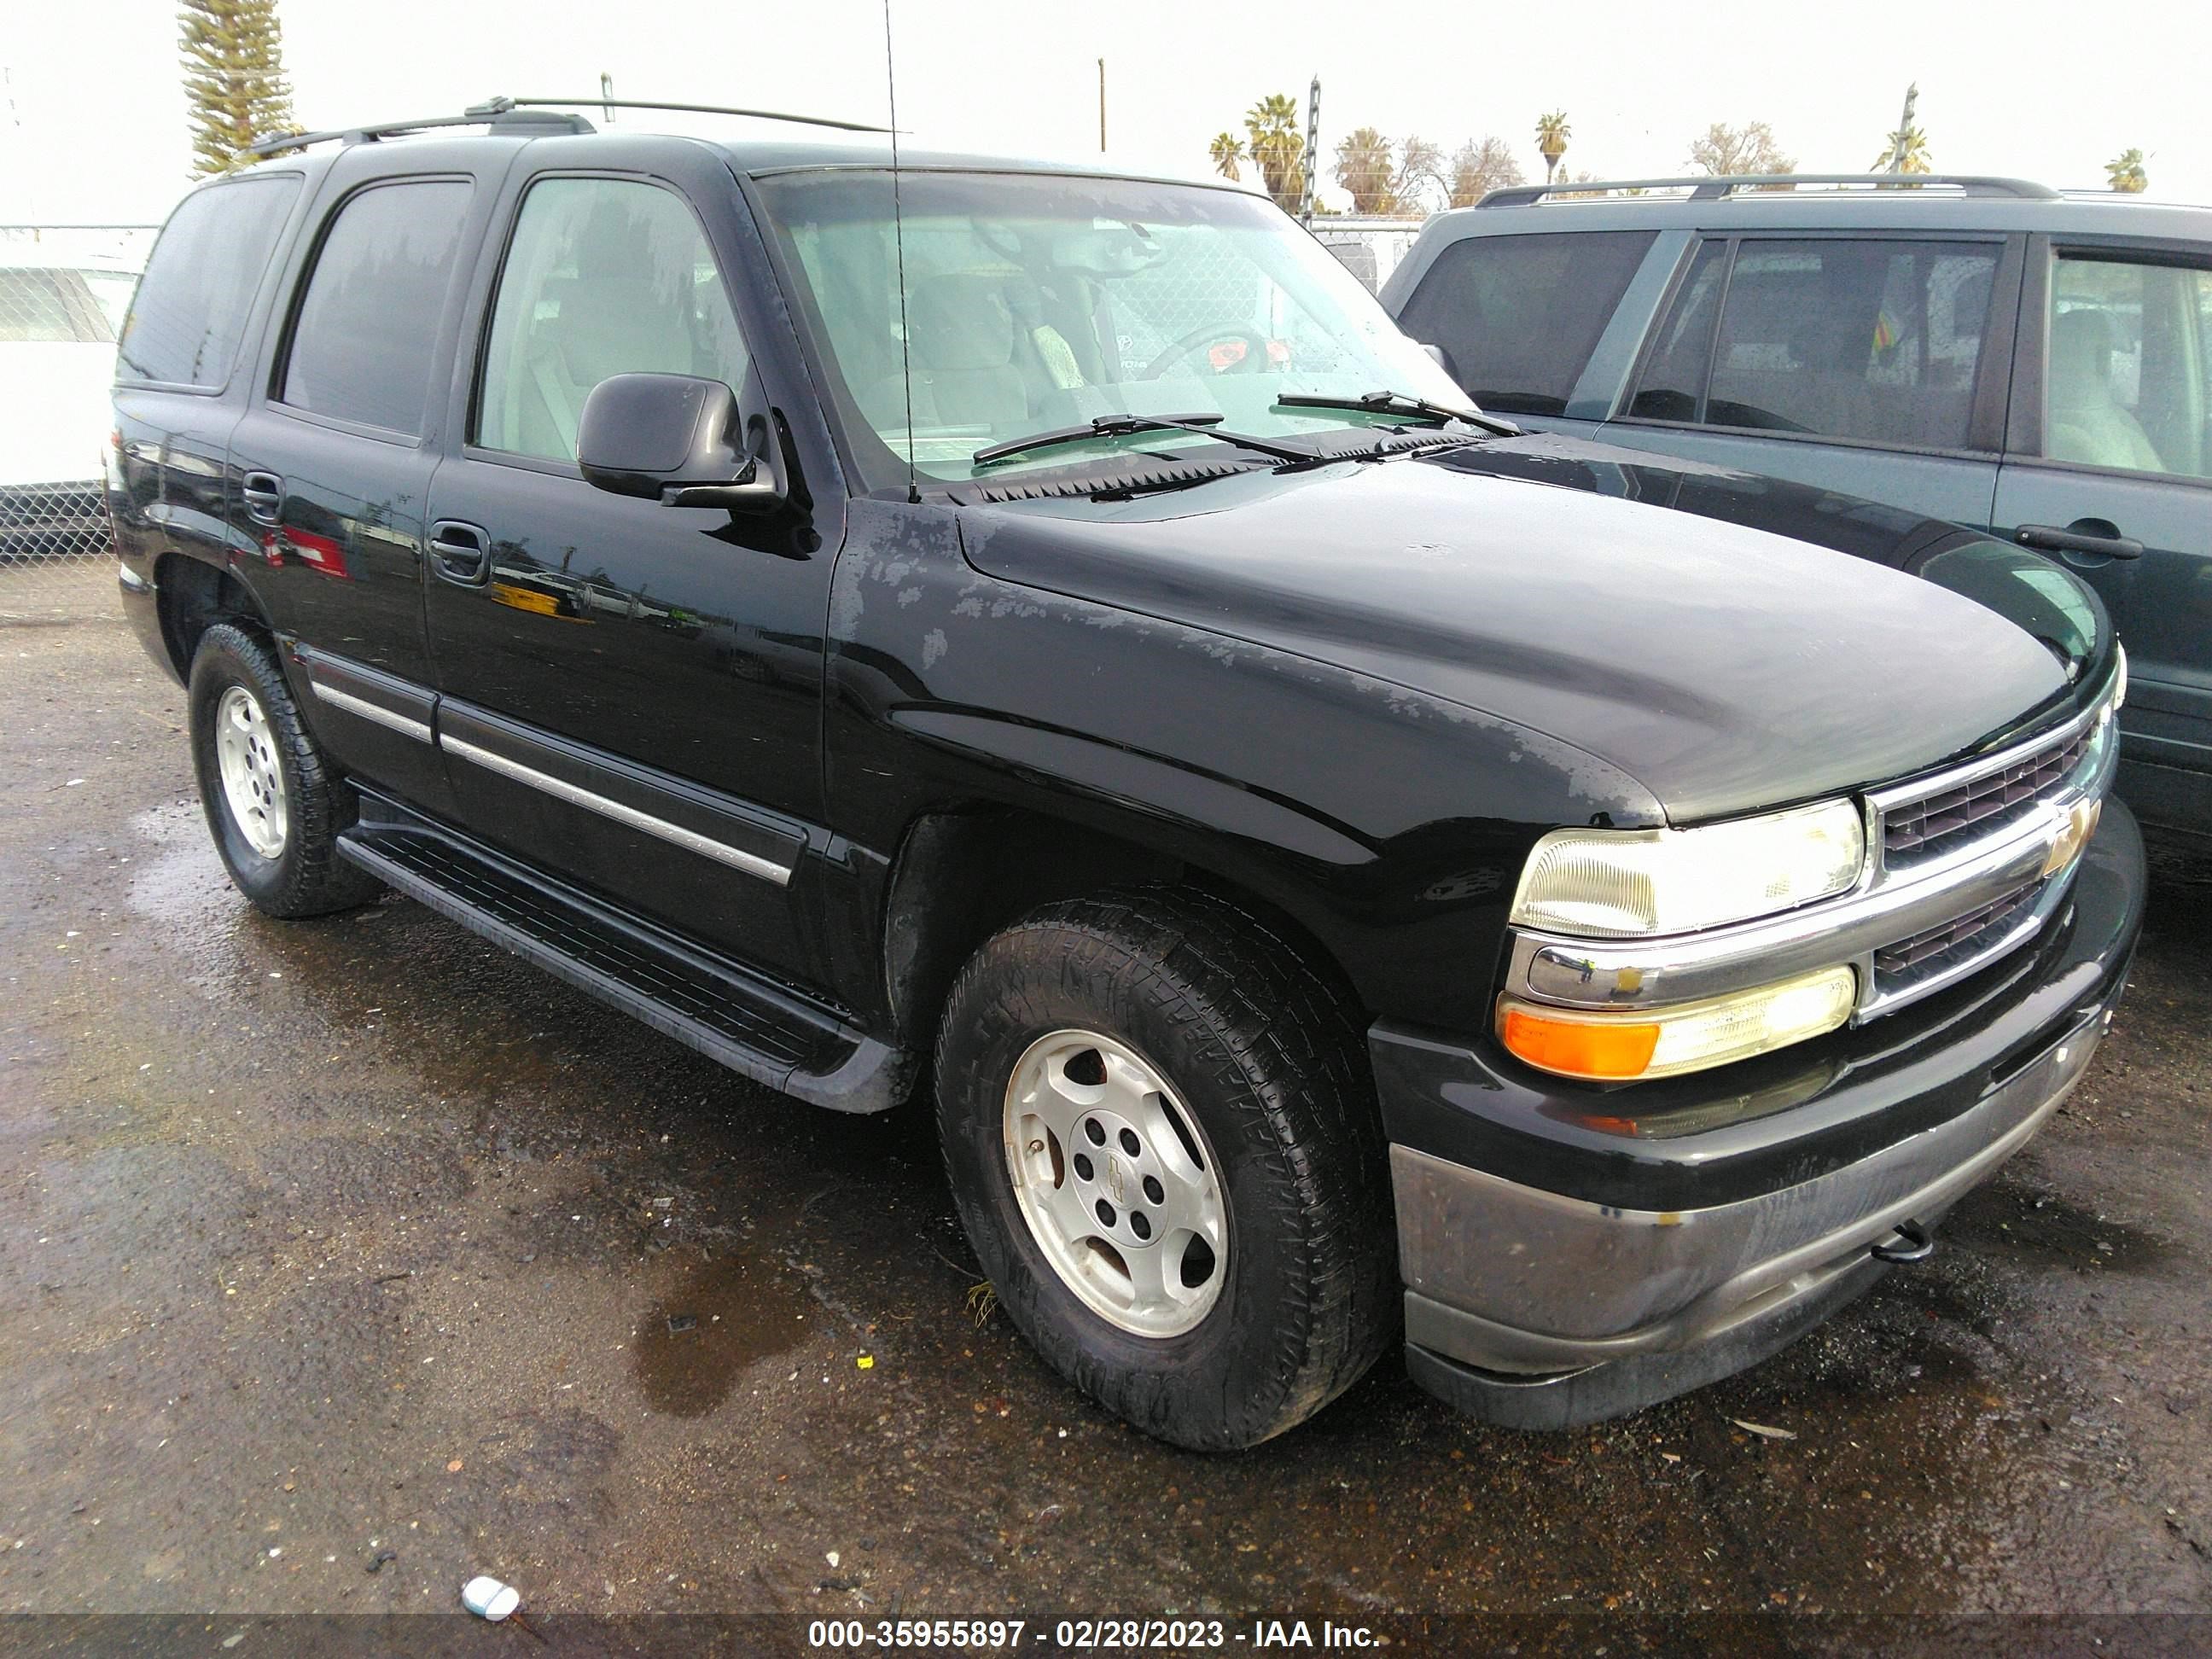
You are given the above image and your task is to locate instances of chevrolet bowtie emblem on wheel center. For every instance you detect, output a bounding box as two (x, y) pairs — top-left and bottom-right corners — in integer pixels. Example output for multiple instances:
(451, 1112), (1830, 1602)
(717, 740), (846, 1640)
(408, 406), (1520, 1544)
(1106, 1155), (1127, 1203)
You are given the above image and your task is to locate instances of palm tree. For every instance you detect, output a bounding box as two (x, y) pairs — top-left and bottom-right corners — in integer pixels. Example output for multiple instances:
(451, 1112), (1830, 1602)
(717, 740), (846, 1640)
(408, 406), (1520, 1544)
(1871, 125), (1931, 173)
(1534, 110), (1571, 184)
(2105, 148), (2148, 193)
(1244, 93), (1305, 211)
(1333, 125), (1397, 214)
(1208, 131), (1245, 182)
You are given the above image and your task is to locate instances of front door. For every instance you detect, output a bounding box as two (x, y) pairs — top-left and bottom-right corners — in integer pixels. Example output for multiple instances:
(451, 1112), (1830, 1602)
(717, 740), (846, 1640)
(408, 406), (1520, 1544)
(422, 166), (829, 980)
(1993, 239), (2212, 835)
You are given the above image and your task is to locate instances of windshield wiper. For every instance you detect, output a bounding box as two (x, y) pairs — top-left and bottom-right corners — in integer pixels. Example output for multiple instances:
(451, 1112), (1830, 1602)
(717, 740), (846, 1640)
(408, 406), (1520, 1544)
(972, 411), (1314, 468)
(1274, 390), (1520, 436)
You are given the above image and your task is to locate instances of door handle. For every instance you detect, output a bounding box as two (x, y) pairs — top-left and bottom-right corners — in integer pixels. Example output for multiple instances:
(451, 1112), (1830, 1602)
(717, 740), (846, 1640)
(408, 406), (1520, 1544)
(2015, 522), (2145, 562)
(240, 471), (283, 527)
(428, 520), (490, 585)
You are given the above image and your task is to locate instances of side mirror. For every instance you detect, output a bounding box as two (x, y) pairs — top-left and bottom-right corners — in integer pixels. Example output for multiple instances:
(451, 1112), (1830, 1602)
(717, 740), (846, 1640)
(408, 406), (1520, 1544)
(1418, 341), (1458, 379)
(576, 373), (783, 512)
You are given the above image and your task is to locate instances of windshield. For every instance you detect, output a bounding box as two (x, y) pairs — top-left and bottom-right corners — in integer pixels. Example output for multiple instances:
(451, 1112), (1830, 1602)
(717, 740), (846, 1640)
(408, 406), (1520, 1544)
(749, 168), (1472, 489)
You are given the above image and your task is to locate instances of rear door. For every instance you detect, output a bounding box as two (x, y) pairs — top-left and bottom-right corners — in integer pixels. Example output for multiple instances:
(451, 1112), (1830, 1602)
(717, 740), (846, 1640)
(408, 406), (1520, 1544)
(421, 152), (828, 981)
(109, 172), (306, 629)
(1993, 236), (2212, 835)
(1596, 231), (2020, 528)
(224, 152), (502, 815)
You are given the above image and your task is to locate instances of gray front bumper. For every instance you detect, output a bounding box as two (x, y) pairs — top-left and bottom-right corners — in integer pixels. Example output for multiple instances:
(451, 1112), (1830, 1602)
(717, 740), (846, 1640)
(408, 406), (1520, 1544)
(1383, 795), (2144, 1429)
(1397, 1008), (2100, 1381)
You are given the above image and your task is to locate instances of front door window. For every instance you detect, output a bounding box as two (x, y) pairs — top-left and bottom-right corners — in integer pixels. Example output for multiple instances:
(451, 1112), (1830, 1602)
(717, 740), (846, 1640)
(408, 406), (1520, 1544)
(474, 177), (753, 463)
(2046, 254), (2212, 480)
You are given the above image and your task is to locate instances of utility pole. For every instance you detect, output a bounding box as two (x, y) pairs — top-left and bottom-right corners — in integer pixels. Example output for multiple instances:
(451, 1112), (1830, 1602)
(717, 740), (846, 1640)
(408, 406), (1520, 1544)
(1301, 76), (1320, 227)
(1097, 59), (1106, 153)
(1886, 81), (1917, 172)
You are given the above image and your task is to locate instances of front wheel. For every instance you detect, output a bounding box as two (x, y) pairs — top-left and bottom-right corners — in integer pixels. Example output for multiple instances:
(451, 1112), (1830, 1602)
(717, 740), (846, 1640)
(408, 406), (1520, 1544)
(935, 888), (1396, 1449)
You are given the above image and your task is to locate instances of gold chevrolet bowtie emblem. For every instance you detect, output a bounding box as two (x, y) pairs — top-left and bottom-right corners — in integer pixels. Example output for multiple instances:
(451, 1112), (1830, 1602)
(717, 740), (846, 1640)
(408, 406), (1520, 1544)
(2040, 797), (2103, 879)
(1107, 1155), (1126, 1202)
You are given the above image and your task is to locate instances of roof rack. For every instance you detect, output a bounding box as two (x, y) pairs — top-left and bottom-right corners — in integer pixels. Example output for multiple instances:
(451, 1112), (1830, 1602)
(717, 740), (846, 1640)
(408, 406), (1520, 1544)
(500, 96), (892, 135)
(244, 93), (890, 158)
(243, 102), (589, 158)
(1478, 172), (2061, 207)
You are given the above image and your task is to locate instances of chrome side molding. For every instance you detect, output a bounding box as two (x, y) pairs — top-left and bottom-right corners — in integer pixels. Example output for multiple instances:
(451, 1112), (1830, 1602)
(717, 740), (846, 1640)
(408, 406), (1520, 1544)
(438, 734), (794, 887)
(309, 680), (433, 744)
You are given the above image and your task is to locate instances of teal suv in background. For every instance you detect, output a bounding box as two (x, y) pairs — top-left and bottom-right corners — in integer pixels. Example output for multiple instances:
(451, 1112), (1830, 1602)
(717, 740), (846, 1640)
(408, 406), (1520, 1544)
(1382, 174), (2212, 844)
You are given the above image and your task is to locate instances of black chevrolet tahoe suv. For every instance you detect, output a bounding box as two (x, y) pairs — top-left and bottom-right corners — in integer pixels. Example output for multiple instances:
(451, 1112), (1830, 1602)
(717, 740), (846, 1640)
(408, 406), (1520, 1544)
(107, 102), (2144, 1450)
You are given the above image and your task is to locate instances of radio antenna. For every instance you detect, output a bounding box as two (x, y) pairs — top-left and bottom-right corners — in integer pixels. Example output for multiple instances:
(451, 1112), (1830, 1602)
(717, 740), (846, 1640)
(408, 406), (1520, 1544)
(883, 0), (920, 504)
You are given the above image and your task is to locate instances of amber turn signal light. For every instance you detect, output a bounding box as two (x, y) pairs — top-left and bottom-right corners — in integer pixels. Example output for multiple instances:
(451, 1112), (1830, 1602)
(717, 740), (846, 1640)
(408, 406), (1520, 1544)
(1498, 965), (1858, 1082)
(1499, 1005), (1662, 1080)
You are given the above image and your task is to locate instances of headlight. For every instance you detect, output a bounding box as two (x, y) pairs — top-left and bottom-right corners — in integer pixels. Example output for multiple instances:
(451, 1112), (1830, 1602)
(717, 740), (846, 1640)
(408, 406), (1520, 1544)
(1498, 965), (1858, 1081)
(1510, 799), (1866, 939)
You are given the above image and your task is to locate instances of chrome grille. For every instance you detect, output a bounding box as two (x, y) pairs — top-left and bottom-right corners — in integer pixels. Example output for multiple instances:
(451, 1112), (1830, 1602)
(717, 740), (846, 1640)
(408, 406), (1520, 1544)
(1872, 877), (2042, 997)
(1883, 725), (2090, 871)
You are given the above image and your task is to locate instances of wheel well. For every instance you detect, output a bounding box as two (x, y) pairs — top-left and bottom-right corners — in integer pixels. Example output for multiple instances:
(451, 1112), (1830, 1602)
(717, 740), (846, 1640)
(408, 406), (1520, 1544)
(881, 807), (1365, 1051)
(156, 555), (271, 678)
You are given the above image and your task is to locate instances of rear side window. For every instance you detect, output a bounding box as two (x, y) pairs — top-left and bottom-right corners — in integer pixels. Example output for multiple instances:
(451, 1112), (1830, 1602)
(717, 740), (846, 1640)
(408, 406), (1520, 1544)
(117, 175), (300, 387)
(282, 180), (473, 437)
(1633, 237), (2000, 451)
(1397, 230), (1654, 415)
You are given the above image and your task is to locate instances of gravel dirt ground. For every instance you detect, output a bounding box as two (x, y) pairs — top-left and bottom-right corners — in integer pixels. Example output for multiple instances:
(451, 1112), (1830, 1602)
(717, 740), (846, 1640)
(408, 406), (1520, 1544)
(3, 581), (2209, 1651)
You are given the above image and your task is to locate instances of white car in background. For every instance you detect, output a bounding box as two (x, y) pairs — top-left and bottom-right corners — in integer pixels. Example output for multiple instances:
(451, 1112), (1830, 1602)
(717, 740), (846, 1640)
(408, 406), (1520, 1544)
(1, 256), (137, 554)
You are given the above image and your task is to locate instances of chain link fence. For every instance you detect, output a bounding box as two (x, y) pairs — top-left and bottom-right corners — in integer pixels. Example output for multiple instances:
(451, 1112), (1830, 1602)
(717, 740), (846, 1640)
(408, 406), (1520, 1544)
(1308, 217), (1427, 294)
(2, 226), (156, 624)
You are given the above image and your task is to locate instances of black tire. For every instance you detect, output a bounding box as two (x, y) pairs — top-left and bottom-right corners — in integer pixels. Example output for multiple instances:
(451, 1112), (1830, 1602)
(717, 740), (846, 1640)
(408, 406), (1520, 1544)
(188, 622), (384, 919)
(935, 887), (1396, 1450)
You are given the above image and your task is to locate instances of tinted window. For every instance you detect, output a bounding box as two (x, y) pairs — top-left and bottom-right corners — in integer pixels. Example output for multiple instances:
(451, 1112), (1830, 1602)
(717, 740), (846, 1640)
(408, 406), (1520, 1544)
(0, 269), (108, 344)
(475, 178), (751, 463)
(2046, 254), (2212, 479)
(1398, 230), (1654, 415)
(282, 181), (472, 436)
(1628, 240), (1728, 422)
(117, 175), (300, 387)
(1697, 239), (1996, 449)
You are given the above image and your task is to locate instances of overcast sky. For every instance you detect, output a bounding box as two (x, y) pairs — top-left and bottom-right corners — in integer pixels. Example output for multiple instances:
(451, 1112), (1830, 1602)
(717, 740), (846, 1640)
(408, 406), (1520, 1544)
(4, 0), (2208, 228)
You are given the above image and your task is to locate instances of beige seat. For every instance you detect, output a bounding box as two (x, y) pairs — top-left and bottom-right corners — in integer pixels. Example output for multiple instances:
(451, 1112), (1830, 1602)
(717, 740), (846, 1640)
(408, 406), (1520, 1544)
(516, 274), (701, 460)
(861, 274), (1030, 434)
(2047, 309), (2165, 474)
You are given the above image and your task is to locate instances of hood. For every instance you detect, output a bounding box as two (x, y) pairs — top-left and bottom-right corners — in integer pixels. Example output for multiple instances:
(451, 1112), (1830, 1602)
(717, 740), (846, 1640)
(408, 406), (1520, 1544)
(953, 436), (2079, 824)
(1422, 431), (2115, 691)
(0, 342), (115, 489)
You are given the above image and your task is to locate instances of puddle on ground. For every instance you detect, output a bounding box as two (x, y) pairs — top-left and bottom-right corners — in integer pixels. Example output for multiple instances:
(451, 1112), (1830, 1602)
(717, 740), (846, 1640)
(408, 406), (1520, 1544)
(123, 800), (253, 988)
(632, 1250), (812, 1417)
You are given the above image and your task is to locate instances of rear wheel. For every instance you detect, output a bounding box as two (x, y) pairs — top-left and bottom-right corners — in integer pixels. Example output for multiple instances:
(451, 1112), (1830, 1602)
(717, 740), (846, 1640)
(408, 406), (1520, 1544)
(936, 888), (1396, 1449)
(188, 623), (384, 918)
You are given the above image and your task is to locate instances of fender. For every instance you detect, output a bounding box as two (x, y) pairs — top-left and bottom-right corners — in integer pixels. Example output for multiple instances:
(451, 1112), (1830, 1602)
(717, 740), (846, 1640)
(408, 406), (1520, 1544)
(824, 500), (1662, 1033)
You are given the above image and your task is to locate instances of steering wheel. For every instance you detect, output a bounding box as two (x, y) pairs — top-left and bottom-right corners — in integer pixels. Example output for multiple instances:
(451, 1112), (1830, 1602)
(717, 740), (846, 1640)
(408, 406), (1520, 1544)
(1138, 324), (1270, 381)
